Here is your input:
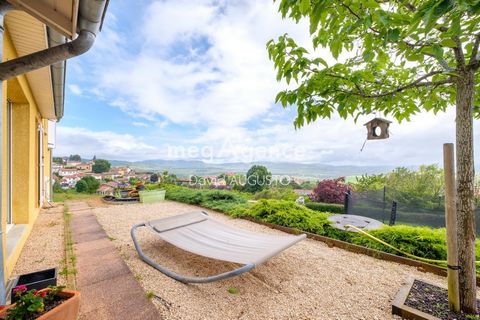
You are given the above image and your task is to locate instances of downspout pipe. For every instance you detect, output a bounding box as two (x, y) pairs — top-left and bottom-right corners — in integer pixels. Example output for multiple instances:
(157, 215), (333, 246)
(0, 0), (108, 82)
(0, 0), (108, 304)
(0, 0), (14, 305)
(0, 30), (95, 81)
(47, 28), (67, 119)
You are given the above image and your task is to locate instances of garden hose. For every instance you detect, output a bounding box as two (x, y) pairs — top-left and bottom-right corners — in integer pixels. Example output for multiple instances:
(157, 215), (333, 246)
(344, 224), (454, 266)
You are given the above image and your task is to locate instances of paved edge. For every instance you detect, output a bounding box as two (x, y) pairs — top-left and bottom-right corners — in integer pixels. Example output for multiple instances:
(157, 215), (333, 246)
(67, 201), (161, 320)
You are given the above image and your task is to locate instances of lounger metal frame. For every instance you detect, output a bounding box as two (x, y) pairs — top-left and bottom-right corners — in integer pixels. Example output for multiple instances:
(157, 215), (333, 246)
(131, 222), (256, 283)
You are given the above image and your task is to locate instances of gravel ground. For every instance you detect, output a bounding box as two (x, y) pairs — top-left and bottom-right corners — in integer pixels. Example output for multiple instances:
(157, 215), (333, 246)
(12, 204), (66, 286)
(93, 200), (458, 320)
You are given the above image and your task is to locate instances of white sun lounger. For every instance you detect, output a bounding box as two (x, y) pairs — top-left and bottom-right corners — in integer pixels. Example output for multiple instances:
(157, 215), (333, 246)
(131, 211), (306, 283)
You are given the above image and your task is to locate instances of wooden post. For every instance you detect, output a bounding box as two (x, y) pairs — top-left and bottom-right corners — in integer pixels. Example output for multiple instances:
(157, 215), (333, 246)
(443, 143), (460, 312)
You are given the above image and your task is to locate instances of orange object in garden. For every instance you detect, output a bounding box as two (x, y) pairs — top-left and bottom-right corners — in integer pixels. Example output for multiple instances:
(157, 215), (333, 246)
(0, 288), (80, 320)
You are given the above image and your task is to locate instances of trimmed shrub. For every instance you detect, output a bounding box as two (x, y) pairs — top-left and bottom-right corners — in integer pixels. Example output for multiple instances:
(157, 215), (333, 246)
(253, 187), (298, 201)
(306, 202), (344, 214)
(159, 183), (480, 269)
(349, 225), (448, 260)
(234, 199), (331, 234)
(163, 185), (248, 215)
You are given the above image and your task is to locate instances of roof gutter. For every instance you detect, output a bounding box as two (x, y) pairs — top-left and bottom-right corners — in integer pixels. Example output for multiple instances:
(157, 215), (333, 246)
(0, 0), (108, 82)
(48, 28), (67, 119)
(0, 0), (108, 304)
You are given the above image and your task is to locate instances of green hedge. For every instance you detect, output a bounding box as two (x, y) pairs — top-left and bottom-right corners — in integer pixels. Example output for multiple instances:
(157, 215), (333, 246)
(349, 225), (448, 260)
(162, 185), (248, 215)
(253, 187), (299, 201)
(158, 184), (480, 268)
(232, 199), (331, 234)
(306, 202), (344, 214)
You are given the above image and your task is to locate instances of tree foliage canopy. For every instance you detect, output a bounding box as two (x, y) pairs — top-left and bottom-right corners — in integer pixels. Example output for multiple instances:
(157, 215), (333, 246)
(92, 159), (111, 173)
(68, 154), (81, 161)
(244, 165), (272, 193)
(53, 157), (65, 165)
(311, 177), (350, 204)
(268, 0), (480, 127)
(79, 176), (100, 194)
(354, 165), (445, 208)
(75, 180), (88, 193)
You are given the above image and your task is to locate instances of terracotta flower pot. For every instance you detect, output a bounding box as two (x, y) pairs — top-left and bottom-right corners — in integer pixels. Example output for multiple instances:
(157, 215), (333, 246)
(0, 288), (80, 320)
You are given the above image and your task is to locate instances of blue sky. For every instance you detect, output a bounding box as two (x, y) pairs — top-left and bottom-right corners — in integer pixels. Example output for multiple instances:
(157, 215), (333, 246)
(55, 0), (478, 166)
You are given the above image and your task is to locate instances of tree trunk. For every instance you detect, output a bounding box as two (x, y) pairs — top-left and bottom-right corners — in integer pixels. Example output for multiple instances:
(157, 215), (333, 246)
(455, 69), (477, 314)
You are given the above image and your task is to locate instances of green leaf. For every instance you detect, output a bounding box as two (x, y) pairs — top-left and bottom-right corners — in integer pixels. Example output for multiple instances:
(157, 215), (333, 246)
(431, 44), (444, 60)
(386, 28), (401, 42)
(313, 57), (328, 67)
(374, 10), (389, 26)
(440, 38), (457, 48)
(299, 0), (310, 15)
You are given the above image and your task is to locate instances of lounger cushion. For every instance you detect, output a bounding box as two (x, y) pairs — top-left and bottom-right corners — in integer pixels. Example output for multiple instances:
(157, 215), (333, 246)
(147, 211), (306, 265)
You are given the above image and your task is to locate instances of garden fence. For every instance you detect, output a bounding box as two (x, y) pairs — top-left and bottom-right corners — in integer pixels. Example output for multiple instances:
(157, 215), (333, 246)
(346, 188), (480, 235)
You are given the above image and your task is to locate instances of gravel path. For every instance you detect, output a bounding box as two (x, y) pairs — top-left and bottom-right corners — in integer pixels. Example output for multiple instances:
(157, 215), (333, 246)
(12, 204), (66, 286)
(93, 200), (455, 320)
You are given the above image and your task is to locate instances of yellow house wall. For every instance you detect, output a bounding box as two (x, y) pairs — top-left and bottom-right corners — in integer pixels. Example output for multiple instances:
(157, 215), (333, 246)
(2, 29), (53, 278)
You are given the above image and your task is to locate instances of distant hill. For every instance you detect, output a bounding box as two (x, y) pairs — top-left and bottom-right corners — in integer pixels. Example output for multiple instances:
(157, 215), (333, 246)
(107, 159), (396, 179)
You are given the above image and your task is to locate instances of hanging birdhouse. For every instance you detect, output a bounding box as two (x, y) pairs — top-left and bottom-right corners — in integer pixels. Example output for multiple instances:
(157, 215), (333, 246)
(364, 117), (392, 140)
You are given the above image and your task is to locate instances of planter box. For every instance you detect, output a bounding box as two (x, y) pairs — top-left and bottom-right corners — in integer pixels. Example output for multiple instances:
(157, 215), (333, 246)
(1, 289), (80, 320)
(139, 190), (166, 204)
(11, 268), (57, 303)
(392, 277), (440, 320)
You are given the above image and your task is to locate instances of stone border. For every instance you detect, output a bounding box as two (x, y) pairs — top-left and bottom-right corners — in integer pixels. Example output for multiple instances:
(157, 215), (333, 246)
(391, 277), (441, 320)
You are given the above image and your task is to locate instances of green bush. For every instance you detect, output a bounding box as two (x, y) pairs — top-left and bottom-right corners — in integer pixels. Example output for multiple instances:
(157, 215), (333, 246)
(75, 180), (88, 193)
(233, 199), (331, 234)
(163, 185), (248, 215)
(81, 176), (100, 194)
(159, 183), (480, 269)
(253, 187), (298, 201)
(349, 225), (448, 260)
(306, 202), (344, 214)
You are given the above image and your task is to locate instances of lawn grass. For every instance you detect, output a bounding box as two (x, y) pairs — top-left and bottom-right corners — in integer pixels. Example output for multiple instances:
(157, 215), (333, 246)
(53, 190), (101, 202)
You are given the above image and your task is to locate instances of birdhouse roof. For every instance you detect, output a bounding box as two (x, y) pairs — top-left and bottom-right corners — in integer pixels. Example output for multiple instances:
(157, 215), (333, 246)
(363, 117), (392, 126)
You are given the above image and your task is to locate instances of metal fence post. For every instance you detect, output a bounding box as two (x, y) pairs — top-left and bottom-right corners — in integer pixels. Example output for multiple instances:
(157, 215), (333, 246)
(389, 201), (397, 226)
(382, 186), (386, 223)
(344, 190), (351, 214)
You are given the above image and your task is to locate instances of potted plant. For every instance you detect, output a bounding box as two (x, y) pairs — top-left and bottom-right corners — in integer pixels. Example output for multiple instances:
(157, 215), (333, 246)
(0, 285), (80, 320)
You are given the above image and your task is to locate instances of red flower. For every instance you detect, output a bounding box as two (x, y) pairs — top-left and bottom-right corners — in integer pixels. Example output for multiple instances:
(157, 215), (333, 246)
(12, 285), (27, 295)
(40, 291), (47, 298)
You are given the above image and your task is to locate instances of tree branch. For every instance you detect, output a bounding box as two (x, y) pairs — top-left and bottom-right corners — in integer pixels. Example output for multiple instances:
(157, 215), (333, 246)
(453, 36), (465, 67)
(468, 33), (480, 68)
(340, 2), (380, 34)
(326, 71), (452, 98)
(403, 41), (452, 71)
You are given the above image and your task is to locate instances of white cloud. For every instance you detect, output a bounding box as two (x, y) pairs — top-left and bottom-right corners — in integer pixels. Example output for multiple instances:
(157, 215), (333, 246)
(55, 126), (160, 160)
(60, 0), (479, 166)
(91, 0), (311, 127)
(158, 108), (464, 166)
(132, 121), (148, 127)
(68, 84), (82, 95)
